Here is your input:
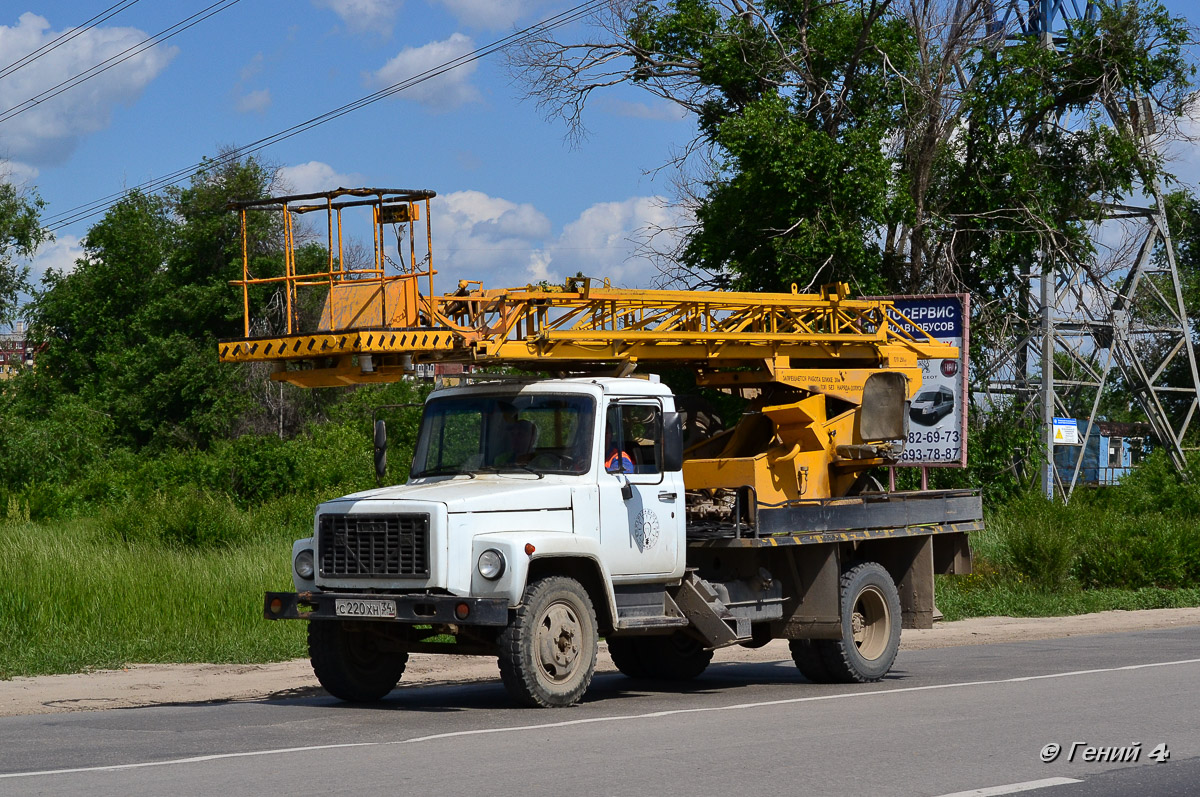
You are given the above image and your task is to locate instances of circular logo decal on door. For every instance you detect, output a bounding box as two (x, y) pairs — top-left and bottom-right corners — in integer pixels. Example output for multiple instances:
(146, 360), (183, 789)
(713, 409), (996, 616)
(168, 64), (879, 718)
(634, 509), (660, 551)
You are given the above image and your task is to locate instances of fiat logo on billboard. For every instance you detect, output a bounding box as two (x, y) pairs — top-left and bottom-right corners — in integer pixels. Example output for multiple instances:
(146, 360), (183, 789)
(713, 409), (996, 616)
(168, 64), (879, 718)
(941, 359), (959, 377)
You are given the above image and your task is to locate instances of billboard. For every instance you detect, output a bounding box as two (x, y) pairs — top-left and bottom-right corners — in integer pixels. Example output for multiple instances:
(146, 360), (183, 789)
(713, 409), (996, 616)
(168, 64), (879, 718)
(885, 295), (969, 467)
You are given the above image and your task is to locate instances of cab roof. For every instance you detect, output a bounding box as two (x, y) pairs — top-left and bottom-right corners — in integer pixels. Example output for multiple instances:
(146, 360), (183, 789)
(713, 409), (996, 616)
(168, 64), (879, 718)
(429, 374), (672, 400)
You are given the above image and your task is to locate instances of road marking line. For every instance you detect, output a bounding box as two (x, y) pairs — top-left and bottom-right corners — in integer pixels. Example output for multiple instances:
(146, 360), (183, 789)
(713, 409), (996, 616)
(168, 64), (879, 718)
(0, 743), (378, 780)
(3, 656), (1199, 780)
(932, 777), (1083, 796)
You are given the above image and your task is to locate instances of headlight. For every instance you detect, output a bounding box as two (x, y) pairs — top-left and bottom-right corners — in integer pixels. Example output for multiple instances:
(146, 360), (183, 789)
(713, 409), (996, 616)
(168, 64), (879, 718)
(477, 548), (505, 580)
(294, 548), (315, 580)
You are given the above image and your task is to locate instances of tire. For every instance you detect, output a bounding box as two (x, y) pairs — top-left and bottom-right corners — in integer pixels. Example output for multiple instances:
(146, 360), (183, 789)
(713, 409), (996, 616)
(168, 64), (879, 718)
(790, 563), (901, 684)
(498, 577), (598, 707)
(739, 624), (773, 649)
(308, 620), (408, 702)
(607, 637), (654, 679)
(648, 633), (713, 680)
(607, 634), (712, 681)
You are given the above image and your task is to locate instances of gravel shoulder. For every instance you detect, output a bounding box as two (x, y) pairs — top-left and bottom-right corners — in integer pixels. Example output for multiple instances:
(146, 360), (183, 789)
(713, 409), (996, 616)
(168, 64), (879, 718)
(4, 607), (1199, 718)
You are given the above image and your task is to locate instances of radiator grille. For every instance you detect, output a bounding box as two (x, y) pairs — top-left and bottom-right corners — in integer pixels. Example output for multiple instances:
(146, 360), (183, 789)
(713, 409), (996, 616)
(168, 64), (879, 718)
(318, 513), (431, 578)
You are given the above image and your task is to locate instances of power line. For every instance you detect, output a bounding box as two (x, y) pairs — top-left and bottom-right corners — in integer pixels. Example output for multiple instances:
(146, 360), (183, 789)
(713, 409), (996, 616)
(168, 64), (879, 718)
(44, 0), (604, 227)
(0, 0), (142, 82)
(43, 0), (606, 233)
(0, 0), (241, 126)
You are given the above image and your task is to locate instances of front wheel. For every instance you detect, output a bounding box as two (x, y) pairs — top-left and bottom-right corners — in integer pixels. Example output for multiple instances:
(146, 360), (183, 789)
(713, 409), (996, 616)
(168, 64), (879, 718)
(498, 577), (598, 707)
(308, 620), (408, 702)
(790, 562), (901, 684)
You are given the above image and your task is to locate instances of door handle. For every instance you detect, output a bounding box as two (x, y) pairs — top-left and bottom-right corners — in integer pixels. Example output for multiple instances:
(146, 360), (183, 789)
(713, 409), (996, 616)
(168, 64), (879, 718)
(658, 491), (677, 501)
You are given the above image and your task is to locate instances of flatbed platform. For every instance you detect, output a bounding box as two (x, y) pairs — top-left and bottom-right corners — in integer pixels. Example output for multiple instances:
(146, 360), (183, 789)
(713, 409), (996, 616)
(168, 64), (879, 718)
(687, 489), (982, 547)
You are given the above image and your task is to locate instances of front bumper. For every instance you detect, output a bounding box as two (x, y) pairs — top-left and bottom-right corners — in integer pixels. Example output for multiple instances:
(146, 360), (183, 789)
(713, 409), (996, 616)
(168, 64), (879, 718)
(263, 591), (510, 626)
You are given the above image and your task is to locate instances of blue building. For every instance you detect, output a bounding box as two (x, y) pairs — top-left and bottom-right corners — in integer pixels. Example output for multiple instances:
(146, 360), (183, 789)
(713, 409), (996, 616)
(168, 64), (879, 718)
(1054, 420), (1151, 486)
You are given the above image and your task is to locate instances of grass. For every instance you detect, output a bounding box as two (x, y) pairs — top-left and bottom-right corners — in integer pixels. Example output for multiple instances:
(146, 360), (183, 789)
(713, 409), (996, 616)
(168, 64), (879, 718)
(932, 483), (1200, 621)
(936, 577), (1200, 621)
(0, 504), (310, 679)
(6, 472), (1200, 678)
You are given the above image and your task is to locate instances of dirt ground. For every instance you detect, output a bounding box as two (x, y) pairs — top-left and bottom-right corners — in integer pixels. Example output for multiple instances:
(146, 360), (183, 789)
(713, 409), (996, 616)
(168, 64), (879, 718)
(4, 607), (1199, 718)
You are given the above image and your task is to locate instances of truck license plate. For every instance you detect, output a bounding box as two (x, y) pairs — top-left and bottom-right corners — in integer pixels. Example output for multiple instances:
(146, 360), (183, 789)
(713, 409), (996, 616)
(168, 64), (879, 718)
(334, 599), (397, 618)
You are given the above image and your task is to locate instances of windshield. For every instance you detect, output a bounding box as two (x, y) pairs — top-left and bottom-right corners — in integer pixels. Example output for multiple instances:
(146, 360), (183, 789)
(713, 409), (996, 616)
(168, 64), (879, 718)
(411, 393), (595, 477)
(915, 391), (939, 402)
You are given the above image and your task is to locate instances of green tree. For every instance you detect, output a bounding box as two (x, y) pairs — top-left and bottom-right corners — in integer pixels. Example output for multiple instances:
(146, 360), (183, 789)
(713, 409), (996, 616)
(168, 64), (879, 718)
(1166, 189), (1200, 329)
(27, 155), (284, 448)
(519, 0), (919, 292)
(166, 152), (282, 338)
(0, 169), (48, 325)
(516, 0), (1194, 299)
(32, 191), (174, 393)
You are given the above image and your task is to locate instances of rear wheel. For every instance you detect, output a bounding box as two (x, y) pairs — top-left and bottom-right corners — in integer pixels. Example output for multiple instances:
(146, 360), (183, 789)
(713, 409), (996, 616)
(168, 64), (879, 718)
(790, 562), (901, 684)
(308, 621), (407, 702)
(498, 577), (598, 707)
(788, 638), (836, 683)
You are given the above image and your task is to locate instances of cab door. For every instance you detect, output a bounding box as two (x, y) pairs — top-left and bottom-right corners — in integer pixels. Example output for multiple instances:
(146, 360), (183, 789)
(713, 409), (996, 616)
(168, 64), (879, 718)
(597, 400), (685, 578)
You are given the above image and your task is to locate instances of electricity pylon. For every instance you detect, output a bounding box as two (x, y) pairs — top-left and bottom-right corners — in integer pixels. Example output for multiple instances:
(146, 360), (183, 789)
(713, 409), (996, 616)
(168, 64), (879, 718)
(974, 0), (1200, 498)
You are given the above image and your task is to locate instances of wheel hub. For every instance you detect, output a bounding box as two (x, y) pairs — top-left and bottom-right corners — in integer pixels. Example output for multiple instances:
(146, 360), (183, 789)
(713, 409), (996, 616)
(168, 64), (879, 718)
(536, 603), (582, 682)
(851, 612), (866, 641)
(851, 585), (891, 661)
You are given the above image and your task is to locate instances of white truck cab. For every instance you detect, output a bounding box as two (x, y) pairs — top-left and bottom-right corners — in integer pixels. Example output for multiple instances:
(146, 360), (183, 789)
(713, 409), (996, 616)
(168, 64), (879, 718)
(292, 376), (685, 608)
(273, 376), (701, 707)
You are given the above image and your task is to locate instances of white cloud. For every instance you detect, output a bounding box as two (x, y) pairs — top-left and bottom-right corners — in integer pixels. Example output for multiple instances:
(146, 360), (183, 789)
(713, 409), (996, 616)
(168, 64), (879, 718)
(278, 161), (367, 195)
(313, 0), (403, 35)
(428, 191), (687, 290)
(239, 52), (264, 82)
(26, 233), (83, 284)
(235, 88), (271, 114)
(0, 160), (39, 184)
(371, 33), (479, 111)
(538, 196), (688, 287)
(0, 13), (177, 167)
(431, 0), (555, 30)
(1166, 111), (1200, 189)
(431, 190), (552, 287)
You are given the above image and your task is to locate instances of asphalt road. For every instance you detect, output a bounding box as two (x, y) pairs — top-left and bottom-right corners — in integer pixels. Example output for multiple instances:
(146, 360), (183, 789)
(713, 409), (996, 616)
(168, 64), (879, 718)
(1, 627), (1198, 797)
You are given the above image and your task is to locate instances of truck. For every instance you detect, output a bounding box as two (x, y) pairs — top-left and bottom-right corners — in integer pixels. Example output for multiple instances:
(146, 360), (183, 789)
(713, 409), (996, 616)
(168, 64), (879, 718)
(224, 188), (980, 707)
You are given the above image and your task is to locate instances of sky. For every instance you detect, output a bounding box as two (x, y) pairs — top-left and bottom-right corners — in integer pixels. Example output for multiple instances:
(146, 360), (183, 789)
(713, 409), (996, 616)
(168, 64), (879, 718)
(3, 0), (1200, 326)
(0, 0), (696, 307)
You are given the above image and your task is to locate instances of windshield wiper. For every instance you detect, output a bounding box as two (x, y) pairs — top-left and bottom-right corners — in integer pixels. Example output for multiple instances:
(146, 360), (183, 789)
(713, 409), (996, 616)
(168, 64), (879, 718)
(467, 464), (543, 479)
(494, 463), (545, 479)
(414, 465), (474, 479)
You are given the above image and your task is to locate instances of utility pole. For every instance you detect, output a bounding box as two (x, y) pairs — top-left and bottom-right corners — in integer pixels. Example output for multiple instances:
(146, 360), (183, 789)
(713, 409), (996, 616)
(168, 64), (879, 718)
(1040, 256), (1055, 498)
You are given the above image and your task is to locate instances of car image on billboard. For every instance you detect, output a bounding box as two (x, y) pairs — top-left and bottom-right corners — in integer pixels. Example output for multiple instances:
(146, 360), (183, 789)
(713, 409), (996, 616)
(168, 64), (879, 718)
(909, 385), (954, 426)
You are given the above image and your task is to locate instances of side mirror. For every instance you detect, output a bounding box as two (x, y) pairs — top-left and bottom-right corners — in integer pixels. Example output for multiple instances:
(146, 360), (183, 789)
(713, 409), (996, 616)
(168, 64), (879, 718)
(662, 411), (684, 472)
(374, 419), (388, 486)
